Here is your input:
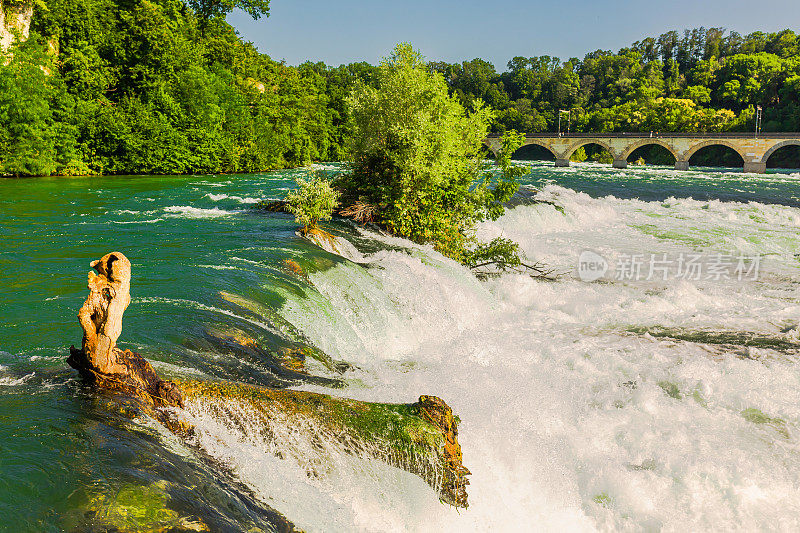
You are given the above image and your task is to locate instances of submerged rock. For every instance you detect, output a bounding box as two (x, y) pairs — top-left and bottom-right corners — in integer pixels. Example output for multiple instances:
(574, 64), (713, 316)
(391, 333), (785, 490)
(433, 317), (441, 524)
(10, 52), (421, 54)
(64, 481), (210, 533)
(254, 199), (289, 212)
(180, 380), (471, 508)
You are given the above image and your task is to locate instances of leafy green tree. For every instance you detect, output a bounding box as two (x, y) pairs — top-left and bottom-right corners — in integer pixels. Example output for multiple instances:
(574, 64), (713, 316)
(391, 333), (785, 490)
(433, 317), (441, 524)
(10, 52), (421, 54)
(0, 39), (58, 176)
(187, 0), (270, 27)
(286, 174), (341, 233)
(342, 43), (517, 262)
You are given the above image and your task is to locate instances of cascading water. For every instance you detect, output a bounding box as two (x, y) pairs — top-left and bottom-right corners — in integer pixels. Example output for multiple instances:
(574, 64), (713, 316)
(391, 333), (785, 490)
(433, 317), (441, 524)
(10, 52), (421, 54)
(1, 162), (799, 531)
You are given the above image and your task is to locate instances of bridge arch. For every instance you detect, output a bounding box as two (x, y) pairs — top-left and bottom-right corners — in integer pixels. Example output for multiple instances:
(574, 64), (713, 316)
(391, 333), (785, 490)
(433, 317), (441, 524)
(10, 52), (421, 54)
(763, 140), (800, 165)
(619, 139), (678, 163)
(563, 139), (617, 161)
(513, 139), (558, 160)
(683, 140), (747, 167)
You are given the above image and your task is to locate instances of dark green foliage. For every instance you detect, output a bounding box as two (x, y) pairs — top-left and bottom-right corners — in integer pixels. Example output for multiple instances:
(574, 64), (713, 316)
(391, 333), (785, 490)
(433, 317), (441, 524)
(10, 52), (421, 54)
(187, 0), (270, 25)
(6, 12), (800, 177)
(2, 0), (329, 176)
(340, 44), (521, 263)
(0, 36), (68, 176)
(424, 27), (800, 137)
(462, 237), (521, 270)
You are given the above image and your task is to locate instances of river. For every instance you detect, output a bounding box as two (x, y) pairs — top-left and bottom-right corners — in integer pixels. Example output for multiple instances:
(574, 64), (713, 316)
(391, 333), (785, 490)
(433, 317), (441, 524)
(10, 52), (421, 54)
(1, 162), (799, 531)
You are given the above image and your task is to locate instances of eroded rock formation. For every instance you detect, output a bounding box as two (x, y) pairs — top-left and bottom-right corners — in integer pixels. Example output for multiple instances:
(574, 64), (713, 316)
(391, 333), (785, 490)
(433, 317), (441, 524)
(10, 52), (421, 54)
(68, 252), (184, 409)
(0, 1), (34, 52)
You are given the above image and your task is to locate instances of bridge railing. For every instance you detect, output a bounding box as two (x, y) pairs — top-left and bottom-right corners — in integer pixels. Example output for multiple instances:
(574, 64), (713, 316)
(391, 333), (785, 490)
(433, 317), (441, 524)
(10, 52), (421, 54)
(486, 132), (800, 139)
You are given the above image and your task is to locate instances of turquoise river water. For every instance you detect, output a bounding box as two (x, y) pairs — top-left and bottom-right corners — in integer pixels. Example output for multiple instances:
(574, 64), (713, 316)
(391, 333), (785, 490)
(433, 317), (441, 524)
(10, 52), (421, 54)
(1, 162), (799, 531)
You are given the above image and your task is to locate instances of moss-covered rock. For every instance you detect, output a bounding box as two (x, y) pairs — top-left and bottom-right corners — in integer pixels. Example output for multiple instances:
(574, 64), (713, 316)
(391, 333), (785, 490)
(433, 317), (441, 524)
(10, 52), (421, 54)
(179, 379), (471, 508)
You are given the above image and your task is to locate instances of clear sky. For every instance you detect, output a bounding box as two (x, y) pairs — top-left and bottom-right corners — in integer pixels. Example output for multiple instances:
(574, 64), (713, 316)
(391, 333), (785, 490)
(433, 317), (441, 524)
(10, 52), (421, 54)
(227, 0), (799, 70)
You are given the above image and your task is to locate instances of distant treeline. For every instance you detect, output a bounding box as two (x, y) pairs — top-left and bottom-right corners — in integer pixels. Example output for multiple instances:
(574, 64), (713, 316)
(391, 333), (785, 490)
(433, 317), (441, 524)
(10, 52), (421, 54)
(312, 27), (800, 166)
(2, 0), (799, 176)
(425, 28), (800, 136)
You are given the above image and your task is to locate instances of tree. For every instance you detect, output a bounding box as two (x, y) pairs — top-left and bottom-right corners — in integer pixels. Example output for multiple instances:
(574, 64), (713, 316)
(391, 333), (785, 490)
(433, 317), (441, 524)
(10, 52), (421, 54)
(341, 43), (518, 262)
(0, 39), (60, 176)
(285, 174), (340, 234)
(187, 0), (270, 26)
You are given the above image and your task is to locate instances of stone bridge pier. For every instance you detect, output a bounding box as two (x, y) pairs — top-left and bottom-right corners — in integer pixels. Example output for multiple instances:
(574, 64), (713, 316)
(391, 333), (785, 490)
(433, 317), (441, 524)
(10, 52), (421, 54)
(483, 134), (800, 174)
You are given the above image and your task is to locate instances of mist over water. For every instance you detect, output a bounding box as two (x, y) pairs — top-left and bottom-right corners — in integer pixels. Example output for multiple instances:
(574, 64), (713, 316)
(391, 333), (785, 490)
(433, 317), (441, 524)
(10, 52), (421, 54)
(1, 162), (799, 531)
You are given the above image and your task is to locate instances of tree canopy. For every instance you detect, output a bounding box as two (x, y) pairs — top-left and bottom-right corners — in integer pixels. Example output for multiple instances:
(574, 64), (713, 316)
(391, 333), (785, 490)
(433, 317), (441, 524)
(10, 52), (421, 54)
(0, 0), (324, 176)
(3, 10), (800, 178)
(186, 0), (270, 25)
(426, 27), (800, 135)
(338, 43), (520, 261)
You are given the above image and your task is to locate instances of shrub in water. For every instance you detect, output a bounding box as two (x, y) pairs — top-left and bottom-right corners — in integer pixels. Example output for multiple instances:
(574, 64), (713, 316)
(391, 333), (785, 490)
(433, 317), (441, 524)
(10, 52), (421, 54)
(285, 174), (341, 234)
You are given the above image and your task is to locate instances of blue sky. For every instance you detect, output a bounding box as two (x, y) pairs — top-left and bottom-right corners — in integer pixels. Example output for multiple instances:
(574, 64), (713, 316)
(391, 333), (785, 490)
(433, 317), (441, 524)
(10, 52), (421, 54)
(228, 0), (799, 70)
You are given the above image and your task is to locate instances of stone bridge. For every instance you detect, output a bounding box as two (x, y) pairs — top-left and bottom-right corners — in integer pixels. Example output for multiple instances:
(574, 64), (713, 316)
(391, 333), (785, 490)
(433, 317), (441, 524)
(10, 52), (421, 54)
(483, 133), (800, 173)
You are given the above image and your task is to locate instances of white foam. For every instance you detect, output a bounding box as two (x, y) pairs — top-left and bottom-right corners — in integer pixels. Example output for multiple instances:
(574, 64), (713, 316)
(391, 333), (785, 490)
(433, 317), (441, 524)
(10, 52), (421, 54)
(134, 297), (280, 335)
(302, 231), (365, 262)
(163, 206), (236, 218)
(176, 174), (800, 531)
(0, 372), (34, 386)
(117, 218), (164, 224)
(198, 264), (240, 271)
(264, 188), (800, 531)
(206, 193), (261, 204)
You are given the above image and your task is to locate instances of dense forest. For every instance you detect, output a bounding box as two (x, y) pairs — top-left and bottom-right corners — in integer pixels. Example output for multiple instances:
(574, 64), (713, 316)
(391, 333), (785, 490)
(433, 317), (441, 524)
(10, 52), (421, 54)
(1, 0), (799, 176)
(1, 0), (332, 176)
(428, 28), (800, 135)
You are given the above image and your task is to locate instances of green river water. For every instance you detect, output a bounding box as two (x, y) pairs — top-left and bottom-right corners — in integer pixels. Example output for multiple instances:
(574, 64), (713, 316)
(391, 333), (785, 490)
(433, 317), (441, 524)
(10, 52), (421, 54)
(1, 162), (800, 531)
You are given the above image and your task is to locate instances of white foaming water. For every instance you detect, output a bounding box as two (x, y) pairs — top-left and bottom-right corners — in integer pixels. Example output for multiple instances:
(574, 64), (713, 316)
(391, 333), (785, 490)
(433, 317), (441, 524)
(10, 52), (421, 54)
(191, 183), (800, 531)
(206, 193), (261, 204)
(302, 230), (366, 263)
(0, 372), (34, 386)
(163, 205), (236, 218)
(183, 396), (448, 533)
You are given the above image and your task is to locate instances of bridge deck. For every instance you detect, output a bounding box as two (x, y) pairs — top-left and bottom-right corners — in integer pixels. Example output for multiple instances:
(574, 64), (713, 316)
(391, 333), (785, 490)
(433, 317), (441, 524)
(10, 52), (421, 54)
(486, 132), (800, 139)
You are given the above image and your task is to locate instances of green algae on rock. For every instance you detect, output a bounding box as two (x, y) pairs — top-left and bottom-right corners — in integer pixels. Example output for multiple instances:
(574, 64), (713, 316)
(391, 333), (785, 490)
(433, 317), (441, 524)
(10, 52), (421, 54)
(179, 380), (471, 508)
(62, 481), (210, 533)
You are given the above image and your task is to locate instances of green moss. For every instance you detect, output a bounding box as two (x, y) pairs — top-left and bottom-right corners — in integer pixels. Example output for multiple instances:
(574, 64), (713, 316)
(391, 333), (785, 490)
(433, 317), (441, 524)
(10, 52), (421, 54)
(691, 388), (708, 408)
(593, 492), (614, 509)
(741, 407), (790, 438)
(658, 381), (682, 400)
(178, 380), (470, 506)
(182, 381), (446, 459)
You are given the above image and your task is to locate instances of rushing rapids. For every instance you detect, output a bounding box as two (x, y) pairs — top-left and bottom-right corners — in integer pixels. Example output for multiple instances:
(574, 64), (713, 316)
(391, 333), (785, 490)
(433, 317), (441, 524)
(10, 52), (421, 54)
(1, 162), (800, 531)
